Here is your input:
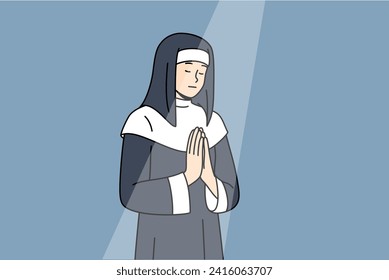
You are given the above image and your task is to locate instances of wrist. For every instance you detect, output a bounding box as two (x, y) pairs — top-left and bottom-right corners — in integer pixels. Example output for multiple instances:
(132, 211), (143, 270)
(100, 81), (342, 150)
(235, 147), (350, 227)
(204, 175), (218, 197)
(203, 173), (216, 186)
(184, 171), (195, 186)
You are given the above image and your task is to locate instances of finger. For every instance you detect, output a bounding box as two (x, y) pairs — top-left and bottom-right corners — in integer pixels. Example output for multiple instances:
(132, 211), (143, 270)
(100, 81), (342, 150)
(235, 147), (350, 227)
(190, 128), (199, 155)
(197, 135), (204, 157)
(200, 132), (205, 157)
(204, 135), (209, 153)
(203, 136), (210, 168)
(187, 129), (194, 154)
(191, 127), (199, 155)
(192, 127), (201, 155)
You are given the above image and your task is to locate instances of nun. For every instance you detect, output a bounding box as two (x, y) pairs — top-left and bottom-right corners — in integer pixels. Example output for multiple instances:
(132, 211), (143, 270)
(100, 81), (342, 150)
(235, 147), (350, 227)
(119, 33), (240, 259)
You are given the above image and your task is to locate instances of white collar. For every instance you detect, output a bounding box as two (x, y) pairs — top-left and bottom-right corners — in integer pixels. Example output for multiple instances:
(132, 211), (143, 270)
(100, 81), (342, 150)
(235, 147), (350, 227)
(175, 98), (192, 108)
(121, 101), (227, 151)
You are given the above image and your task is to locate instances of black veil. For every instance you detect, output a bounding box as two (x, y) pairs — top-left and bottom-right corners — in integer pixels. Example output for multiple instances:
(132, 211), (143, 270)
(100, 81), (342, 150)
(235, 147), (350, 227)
(141, 33), (215, 126)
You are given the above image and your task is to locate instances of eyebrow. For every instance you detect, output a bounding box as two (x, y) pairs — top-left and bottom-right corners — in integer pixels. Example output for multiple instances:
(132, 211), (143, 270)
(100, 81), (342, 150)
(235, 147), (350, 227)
(184, 62), (193, 65)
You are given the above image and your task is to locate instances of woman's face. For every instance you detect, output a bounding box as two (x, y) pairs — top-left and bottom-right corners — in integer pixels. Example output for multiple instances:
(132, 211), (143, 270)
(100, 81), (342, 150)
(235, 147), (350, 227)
(176, 61), (208, 99)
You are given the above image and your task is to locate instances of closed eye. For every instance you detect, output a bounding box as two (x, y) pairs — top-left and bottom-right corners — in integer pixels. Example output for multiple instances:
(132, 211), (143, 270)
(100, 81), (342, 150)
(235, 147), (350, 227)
(198, 73), (204, 75)
(185, 70), (191, 73)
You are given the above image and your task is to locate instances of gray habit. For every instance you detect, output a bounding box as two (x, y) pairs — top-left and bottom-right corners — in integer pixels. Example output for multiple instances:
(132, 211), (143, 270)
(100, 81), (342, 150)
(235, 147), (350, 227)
(120, 133), (239, 260)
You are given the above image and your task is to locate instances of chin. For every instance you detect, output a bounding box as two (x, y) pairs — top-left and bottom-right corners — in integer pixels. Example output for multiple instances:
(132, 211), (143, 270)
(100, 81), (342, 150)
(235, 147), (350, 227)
(177, 89), (201, 99)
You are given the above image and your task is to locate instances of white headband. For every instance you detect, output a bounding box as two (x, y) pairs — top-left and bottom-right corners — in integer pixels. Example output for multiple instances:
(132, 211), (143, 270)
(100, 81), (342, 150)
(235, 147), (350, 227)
(177, 49), (209, 65)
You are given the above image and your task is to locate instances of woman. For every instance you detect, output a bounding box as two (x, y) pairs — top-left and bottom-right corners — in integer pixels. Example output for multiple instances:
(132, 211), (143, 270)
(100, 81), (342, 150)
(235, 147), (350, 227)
(120, 33), (239, 259)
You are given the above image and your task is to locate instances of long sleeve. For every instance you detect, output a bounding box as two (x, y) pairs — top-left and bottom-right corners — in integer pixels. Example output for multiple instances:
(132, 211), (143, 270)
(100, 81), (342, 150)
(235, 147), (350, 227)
(205, 136), (240, 213)
(119, 133), (190, 215)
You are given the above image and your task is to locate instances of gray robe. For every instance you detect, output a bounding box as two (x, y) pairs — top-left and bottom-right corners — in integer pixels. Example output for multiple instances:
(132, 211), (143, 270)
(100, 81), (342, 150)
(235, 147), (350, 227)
(119, 107), (239, 259)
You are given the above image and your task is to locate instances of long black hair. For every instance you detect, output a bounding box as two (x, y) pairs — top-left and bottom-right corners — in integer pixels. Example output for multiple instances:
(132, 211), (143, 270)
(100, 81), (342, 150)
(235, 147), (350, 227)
(141, 33), (215, 126)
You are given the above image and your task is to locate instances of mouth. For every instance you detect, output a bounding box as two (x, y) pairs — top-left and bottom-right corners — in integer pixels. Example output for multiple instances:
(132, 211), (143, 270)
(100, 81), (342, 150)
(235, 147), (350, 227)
(188, 86), (197, 88)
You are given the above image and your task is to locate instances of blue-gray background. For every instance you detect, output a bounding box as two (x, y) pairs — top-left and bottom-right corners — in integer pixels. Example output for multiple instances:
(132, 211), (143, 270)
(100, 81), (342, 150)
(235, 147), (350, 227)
(0, 1), (388, 259)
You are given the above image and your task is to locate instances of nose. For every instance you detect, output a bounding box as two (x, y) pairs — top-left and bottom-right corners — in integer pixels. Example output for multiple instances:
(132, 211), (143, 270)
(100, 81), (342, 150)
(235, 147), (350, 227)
(194, 70), (199, 83)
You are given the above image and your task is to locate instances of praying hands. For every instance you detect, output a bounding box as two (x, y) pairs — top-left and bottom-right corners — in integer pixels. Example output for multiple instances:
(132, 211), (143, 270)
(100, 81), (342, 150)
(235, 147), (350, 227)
(184, 127), (218, 197)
